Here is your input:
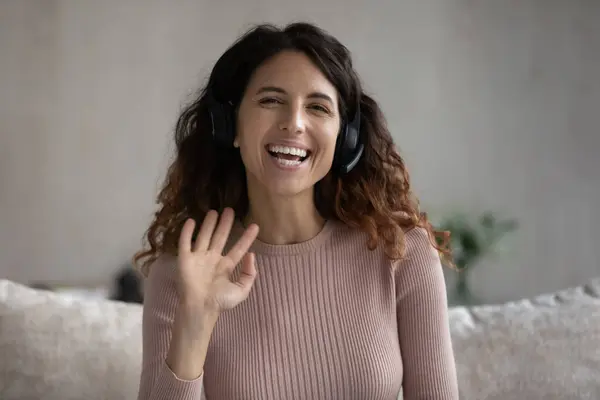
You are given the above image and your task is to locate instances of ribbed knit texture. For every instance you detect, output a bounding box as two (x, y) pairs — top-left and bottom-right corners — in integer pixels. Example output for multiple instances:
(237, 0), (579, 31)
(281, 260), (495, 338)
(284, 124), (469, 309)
(137, 220), (458, 400)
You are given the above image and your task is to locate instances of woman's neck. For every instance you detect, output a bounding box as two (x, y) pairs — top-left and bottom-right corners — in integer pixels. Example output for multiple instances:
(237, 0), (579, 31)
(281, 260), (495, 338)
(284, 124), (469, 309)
(244, 189), (325, 245)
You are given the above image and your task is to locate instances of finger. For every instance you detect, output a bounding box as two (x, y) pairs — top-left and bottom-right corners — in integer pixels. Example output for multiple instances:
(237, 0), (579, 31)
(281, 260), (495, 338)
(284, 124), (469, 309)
(208, 207), (235, 253)
(235, 252), (258, 289)
(178, 218), (196, 254)
(193, 210), (219, 252)
(225, 223), (259, 265)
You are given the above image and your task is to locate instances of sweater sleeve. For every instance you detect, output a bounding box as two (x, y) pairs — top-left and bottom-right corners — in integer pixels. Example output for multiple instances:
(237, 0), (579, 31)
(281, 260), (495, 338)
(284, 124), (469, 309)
(395, 228), (459, 400)
(136, 255), (206, 400)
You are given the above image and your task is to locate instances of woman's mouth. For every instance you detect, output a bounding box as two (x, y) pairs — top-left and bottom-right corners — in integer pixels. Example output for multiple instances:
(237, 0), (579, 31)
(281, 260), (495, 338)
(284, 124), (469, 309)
(265, 144), (311, 167)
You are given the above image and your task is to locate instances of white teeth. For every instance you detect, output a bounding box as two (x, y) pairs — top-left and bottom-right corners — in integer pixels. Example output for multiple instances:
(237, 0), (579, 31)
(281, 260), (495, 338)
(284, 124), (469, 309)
(267, 145), (308, 158)
(276, 158), (302, 167)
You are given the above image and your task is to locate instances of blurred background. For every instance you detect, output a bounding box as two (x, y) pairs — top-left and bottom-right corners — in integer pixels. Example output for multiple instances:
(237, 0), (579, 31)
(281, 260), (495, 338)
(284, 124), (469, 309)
(1, 0), (599, 305)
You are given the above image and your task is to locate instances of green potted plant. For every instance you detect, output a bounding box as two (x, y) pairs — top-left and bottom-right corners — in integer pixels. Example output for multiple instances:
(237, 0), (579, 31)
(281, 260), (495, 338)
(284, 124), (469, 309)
(436, 210), (518, 306)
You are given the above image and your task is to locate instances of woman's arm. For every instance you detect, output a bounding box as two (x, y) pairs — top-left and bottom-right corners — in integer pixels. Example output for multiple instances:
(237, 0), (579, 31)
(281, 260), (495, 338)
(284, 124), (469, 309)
(137, 255), (213, 400)
(395, 228), (459, 400)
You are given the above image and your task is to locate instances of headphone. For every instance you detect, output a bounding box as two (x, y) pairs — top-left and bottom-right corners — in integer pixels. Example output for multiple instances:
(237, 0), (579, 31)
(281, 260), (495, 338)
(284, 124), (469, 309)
(207, 92), (364, 175)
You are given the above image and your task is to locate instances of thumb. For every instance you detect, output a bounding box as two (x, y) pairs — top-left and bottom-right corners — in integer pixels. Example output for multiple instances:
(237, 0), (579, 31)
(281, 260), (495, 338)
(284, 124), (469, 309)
(236, 252), (258, 289)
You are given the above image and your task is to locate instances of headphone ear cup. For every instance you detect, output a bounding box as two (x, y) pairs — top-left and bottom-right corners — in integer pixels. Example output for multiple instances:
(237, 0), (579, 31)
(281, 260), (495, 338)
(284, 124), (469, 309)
(332, 110), (363, 174)
(332, 123), (347, 170)
(343, 121), (359, 157)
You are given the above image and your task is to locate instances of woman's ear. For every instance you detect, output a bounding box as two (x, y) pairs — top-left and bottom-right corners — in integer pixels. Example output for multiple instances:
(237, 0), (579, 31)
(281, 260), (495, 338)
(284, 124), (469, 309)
(233, 137), (240, 148)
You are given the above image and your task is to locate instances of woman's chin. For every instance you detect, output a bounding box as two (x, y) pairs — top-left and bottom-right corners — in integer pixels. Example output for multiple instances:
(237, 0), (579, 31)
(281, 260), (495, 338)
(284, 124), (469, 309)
(256, 178), (315, 199)
(246, 167), (326, 199)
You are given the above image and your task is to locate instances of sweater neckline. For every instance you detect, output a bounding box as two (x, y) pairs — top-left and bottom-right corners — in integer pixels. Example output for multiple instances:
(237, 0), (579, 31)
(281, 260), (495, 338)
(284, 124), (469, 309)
(232, 219), (337, 256)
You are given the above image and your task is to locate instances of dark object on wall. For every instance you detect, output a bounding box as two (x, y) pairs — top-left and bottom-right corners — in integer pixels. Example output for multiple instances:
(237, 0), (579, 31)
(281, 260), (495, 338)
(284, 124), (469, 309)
(29, 283), (53, 291)
(111, 266), (144, 304)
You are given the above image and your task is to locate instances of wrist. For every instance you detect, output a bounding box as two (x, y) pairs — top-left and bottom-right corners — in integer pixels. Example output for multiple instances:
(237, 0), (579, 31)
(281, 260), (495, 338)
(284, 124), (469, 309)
(177, 300), (220, 330)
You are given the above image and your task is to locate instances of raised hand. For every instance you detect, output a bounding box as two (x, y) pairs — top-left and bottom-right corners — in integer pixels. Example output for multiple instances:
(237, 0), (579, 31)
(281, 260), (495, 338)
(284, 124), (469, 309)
(176, 207), (260, 314)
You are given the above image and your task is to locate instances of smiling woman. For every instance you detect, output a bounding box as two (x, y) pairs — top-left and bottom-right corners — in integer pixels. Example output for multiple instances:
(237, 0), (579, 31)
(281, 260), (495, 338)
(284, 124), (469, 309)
(235, 51), (344, 204)
(133, 22), (458, 400)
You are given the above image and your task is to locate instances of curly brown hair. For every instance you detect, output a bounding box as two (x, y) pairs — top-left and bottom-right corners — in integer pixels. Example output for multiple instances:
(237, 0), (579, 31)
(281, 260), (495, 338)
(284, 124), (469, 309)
(133, 22), (452, 275)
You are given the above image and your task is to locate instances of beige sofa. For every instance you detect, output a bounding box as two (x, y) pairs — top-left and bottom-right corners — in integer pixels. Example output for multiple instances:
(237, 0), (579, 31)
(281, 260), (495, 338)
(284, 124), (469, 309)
(1, 277), (599, 400)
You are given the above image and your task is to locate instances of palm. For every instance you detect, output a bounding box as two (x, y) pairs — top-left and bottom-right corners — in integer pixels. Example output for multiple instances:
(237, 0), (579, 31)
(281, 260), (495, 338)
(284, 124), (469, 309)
(177, 208), (260, 313)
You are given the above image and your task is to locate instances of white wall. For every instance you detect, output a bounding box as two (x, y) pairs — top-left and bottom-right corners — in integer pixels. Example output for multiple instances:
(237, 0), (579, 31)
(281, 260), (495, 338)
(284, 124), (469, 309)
(1, 0), (599, 303)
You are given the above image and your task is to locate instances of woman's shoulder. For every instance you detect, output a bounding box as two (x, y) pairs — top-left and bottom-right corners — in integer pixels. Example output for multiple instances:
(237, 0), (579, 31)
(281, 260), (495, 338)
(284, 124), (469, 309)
(394, 226), (443, 279)
(330, 220), (435, 254)
(331, 222), (441, 277)
(403, 226), (438, 256)
(142, 253), (178, 281)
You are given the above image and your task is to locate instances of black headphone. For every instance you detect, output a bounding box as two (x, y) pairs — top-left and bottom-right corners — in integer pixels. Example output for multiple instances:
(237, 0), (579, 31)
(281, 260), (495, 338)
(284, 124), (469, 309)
(207, 92), (364, 175)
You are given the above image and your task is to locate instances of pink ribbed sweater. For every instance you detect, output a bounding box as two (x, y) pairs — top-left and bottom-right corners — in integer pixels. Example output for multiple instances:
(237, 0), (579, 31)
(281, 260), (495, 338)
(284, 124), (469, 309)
(137, 220), (458, 400)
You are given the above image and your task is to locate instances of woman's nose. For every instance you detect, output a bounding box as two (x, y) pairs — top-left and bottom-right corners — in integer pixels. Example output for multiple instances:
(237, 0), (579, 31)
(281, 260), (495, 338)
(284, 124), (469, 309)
(278, 106), (306, 134)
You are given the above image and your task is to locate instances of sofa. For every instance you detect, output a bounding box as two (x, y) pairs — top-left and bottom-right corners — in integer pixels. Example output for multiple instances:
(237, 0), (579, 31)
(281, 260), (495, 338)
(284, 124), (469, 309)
(1, 277), (599, 400)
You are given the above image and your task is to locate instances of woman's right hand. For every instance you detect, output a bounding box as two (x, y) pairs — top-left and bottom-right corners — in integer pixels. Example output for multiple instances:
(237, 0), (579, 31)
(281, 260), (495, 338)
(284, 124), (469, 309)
(176, 207), (260, 315)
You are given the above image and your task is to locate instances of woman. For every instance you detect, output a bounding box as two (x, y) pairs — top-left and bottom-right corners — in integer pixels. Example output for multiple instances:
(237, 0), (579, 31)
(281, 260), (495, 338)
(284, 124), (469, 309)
(134, 22), (459, 400)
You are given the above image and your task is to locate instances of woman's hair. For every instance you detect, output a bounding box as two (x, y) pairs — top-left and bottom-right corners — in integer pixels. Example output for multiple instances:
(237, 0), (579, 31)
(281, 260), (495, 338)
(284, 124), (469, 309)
(133, 22), (452, 275)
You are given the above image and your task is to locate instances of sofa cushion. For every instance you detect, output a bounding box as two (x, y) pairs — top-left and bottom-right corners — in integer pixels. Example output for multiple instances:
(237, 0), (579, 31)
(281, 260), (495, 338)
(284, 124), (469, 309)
(0, 280), (143, 400)
(1, 277), (599, 400)
(448, 277), (600, 400)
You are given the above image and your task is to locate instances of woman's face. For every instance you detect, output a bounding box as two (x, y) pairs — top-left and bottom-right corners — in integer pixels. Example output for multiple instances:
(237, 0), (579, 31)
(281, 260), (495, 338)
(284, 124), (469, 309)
(235, 50), (341, 198)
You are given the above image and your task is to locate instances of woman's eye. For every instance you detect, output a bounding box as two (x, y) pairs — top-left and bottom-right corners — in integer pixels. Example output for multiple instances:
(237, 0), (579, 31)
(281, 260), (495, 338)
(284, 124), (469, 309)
(310, 104), (330, 114)
(259, 97), (282, 105)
